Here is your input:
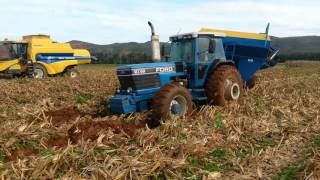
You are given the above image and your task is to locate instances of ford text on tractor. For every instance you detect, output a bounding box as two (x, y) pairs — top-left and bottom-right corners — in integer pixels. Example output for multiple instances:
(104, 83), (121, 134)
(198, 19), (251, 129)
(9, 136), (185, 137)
(0, 35), (92, 78)
(110, 22), (279, 123)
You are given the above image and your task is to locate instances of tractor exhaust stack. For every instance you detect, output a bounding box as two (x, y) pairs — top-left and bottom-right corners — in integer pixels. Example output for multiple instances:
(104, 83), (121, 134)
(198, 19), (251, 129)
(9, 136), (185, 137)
(148, 21), (161, 62)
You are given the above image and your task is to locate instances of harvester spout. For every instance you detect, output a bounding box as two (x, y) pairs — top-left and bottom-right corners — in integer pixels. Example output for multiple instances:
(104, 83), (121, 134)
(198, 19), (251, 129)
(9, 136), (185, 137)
(148, 21), (161, 62)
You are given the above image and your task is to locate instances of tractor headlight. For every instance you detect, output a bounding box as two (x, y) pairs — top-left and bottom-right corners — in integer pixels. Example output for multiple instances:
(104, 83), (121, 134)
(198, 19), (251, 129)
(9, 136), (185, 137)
(116, 88), (121, 94)
(127, 87), (133, 93)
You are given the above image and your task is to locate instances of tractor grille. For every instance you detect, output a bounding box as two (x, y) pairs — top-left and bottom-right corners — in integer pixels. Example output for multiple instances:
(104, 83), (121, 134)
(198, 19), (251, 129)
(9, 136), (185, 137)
(118, 74), (160, 90)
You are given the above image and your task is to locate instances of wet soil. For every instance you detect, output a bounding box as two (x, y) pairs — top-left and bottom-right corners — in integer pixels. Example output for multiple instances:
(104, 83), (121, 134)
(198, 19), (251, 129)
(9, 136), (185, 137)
(44, 107), (86, 127)
(4, 147), (36, 162)
(68, 119), (147, 143)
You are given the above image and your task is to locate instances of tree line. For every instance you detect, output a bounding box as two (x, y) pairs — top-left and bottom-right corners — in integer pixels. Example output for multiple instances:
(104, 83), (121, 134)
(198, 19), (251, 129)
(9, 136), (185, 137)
(92, 52), (152, 64)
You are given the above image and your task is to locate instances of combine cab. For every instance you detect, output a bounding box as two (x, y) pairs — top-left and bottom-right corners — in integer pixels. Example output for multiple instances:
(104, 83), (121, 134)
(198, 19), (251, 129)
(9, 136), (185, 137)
(110, 22), (279, 123)
(0, 35), (92, 78)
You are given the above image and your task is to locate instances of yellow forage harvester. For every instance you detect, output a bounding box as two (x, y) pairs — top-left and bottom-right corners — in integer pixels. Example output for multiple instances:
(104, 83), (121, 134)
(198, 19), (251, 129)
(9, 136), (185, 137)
(0, 35), (92, 78)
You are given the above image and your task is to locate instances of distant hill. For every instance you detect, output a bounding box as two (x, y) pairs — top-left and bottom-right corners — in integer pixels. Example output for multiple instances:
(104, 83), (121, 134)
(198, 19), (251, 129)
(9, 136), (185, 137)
(70, 40), (153, 56)
(69, 36), (320, 63)
(271, 36), (320, 55)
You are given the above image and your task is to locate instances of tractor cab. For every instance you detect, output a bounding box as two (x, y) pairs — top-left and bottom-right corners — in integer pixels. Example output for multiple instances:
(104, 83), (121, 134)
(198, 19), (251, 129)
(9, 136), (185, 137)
(168, 32), (226, 88)
(0, 41), (28, 61)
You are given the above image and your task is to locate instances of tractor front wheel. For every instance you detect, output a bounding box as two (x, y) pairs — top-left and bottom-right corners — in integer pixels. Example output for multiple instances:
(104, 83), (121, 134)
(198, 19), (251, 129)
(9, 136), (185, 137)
(205, 65), (243, 105)
(33, 64), (48, 79)
(151, 83), (193, 124)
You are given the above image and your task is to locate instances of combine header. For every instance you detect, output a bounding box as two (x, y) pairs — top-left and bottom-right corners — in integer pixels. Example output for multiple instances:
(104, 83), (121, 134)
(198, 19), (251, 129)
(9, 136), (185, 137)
(110, 22), (279, 123)
(0, 35), (92, 78)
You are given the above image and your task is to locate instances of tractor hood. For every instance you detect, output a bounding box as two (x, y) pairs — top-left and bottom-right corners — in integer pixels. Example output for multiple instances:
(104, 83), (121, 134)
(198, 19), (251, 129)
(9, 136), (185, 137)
(117, 62), (178, 76)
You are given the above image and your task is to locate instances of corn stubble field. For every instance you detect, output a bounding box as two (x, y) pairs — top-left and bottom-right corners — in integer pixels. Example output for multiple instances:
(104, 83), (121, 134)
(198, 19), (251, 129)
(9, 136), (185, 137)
(0, 61), (319, 179)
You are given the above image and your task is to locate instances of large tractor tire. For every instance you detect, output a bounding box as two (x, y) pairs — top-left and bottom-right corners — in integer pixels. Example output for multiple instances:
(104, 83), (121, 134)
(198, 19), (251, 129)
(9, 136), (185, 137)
(151, 83), (194, 123)
(33, 64), (48, 79)
(246, 75), (257, 89)
(65, 68), (79, 78)
(205, 65), (243, 105)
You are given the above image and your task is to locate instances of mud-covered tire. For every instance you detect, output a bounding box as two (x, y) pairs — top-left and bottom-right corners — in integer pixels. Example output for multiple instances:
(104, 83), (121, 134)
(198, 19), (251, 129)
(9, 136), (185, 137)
(246, 75), (257, 89)
(65, 68), (79, 78)
(151, 83), (193, 123)
(205, 65), (243, 105)
(33, 64), (48, 79)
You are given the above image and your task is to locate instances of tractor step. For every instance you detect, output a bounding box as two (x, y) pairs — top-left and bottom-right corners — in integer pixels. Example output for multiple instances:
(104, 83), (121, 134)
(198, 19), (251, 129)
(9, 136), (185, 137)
(26, 60), (34, 77)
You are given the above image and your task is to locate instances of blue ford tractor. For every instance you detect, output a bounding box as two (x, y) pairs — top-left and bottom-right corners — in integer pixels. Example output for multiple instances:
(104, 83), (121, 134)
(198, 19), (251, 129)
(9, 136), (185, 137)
(110, 22), (278, 123)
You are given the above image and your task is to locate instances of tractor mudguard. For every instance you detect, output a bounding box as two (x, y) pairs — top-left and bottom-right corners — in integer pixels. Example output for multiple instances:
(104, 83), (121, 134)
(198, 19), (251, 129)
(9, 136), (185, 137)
(209, 59), (235, 74)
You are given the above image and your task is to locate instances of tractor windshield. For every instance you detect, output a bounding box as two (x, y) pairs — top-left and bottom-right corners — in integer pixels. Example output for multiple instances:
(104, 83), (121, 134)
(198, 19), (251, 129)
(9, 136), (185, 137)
(0, 43), (27, 61)
(0, 44), (13, 61)
(170, 40), (194, 63)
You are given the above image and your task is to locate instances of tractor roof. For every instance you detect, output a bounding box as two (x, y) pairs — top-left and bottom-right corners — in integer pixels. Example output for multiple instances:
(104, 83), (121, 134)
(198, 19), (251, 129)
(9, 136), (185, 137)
(200, 28), (271, 41)
(170, 32), (225, 41)
(0, 40), (28, 44)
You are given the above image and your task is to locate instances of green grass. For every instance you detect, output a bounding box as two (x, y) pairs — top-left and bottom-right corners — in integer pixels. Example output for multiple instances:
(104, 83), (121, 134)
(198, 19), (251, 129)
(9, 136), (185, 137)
(40, 149), (55, 158)
(94, 147), (105, 154)
(274, 165), (298, 180)
(0, 150), (4, 162)
(213, 112), (225, 129)
(312, 136), (320, 148)
(274, 150), (314, 180)
(249, 136), (277, 152)
(73, 94), (93, 104)
(208, 149), (228, 158)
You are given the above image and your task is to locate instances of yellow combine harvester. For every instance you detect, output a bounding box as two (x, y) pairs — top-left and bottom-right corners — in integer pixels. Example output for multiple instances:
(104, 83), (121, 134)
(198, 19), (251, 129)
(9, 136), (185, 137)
(0, 35), (91, 78)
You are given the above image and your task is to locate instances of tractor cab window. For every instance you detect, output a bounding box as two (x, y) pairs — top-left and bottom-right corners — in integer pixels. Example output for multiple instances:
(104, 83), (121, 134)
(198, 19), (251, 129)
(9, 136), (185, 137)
(213, 39), (226, 60)
(198, 37), (213, 62)
(0, 43), (27, 61)
(198, 37), (226, 62)
(170, 40), (194, 63)
(0, 44), (12, 61)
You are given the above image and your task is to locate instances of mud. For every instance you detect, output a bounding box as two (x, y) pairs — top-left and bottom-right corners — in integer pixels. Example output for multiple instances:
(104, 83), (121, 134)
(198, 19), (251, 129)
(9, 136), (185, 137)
(4, 147), (36, 162)
(46, 135), (69, 148)
(44, 107), (86, 126)
(68, 119), (147, 143)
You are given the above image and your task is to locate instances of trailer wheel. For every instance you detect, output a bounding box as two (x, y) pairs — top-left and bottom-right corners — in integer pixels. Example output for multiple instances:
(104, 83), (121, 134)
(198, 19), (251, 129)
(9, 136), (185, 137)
(33, 64), (48, 79)
(246, 75), (257, 89)
(151, 83), (193, 123)
(65, 68), (79, 78)
(205, 65), (243, 105)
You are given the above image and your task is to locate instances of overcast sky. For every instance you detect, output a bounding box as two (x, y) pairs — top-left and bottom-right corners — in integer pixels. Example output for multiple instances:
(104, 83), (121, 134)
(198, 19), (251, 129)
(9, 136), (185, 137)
(1, 0), (319, 44)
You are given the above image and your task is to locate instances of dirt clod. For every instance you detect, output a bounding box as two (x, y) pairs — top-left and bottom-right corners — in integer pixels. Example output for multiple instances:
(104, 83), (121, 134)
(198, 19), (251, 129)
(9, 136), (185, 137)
(46, 135), (69, 148)
(4, 147), (36, 162)
(44, 107), (86, 126)
(68, 119), (146, 143)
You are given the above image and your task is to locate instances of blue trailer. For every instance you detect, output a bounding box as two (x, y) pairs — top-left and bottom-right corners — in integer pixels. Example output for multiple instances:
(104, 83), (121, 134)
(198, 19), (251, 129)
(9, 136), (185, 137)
(110, 22), (279, 122)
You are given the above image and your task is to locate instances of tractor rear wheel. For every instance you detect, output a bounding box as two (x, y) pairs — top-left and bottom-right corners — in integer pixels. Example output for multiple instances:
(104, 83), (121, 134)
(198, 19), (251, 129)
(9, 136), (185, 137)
(205, 65), (243, 105)
(33, 64), (48, 79)
(151, 83), (193, 123)
(246, 75), (257, 89)
(65, 68), (79, 78)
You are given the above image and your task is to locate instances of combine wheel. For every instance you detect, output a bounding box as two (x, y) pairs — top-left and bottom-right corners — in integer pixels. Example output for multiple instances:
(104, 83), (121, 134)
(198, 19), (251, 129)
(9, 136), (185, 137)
(205, 65), (243, 105)
(151, 83), (193, 123)
(33, 64), (48, 79)
(246, 75), (257, 89)
(65, 68), (79, 78)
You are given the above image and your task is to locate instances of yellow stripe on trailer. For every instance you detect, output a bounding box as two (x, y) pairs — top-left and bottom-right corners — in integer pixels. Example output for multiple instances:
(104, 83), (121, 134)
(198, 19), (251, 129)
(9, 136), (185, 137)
(199, 28), (271, 41)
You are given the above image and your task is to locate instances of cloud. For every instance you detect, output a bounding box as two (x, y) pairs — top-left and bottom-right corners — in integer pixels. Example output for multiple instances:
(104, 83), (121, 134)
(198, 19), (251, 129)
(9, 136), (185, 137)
(0, 0), (319, 43)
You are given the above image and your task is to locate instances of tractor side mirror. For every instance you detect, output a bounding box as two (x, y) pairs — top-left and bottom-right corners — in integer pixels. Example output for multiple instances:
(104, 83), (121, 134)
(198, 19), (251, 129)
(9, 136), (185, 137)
(209, 39), (216, 54)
